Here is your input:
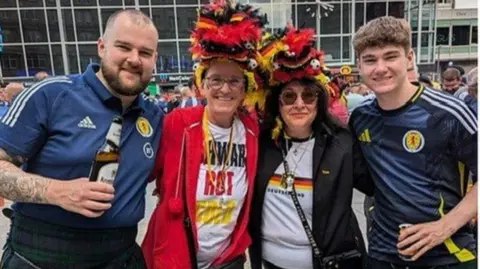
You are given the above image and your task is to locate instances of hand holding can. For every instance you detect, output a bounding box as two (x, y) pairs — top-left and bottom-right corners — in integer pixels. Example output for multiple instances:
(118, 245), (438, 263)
(398, 223), (414, 261)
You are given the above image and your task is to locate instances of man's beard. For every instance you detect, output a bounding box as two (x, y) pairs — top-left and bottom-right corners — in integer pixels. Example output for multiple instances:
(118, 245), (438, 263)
(101, 62), (149, 97)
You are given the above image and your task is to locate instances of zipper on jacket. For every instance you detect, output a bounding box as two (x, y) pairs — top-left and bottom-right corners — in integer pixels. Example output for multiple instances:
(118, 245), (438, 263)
(184, 216), (199, 269)
(182, 131), (199, 269)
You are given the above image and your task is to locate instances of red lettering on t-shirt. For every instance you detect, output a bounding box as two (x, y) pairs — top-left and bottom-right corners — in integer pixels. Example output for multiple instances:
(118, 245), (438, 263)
(203, 170), (235, 196)
(227, 171), (234, 195)
(204, 171), (216, 195)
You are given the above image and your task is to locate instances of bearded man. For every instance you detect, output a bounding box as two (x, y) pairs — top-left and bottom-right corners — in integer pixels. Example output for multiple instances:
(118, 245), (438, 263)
(0, 9), (163, 269)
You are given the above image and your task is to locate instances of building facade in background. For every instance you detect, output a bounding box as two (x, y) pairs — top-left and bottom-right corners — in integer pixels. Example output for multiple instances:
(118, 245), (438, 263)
(436, 0), (477, 72)
(0, 0), (438, 87)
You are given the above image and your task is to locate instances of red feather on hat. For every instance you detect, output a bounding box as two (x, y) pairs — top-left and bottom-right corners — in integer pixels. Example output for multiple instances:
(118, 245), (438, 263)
(282, 27), (315, 56)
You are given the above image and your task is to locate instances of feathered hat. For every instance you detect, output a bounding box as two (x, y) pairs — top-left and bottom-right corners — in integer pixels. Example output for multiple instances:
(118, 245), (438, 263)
(259, 25), (346, 140)
(190, 0), (268, 112)
(260, 25), (341, 99)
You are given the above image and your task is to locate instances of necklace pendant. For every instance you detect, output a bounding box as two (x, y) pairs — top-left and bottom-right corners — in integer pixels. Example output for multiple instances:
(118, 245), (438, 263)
(281, 172), (295, 192)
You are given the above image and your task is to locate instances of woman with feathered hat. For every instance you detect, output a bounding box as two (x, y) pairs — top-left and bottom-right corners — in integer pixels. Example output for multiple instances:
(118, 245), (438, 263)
(141, 1), (267, 268)
(249, 26), (373, 269)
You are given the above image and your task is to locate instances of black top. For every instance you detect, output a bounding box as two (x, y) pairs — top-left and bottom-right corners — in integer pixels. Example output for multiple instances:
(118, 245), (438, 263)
(249, 123), (374, 269)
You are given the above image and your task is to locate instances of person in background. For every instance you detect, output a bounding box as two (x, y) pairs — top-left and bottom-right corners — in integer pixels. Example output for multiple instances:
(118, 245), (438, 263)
(188, 76), (198, 95)
(249, 26), (372, 269)
(448, 63), (466, 77)
(418, 74), (434, 89)
(179, 86), (200, 108)
(465, 67), (477, 85)
(0, 9), (163, 268)
(166, 87), (181, 112)
(352, 16), (477, 269)
(154, 93), (168, 114)
(142, 2), (267, 268)
(464, 77), (477, 114)
(441, 68), (463, 95)
(327, 75), (349, 125)
(189, 76), (207, 106)
(34, 71), (49, 82)
(4, 82), (25, 104)
(345, 83), (374, 115)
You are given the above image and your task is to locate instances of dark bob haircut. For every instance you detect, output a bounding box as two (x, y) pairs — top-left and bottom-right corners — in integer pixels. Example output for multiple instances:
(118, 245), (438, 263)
(263, 78), (344, 136)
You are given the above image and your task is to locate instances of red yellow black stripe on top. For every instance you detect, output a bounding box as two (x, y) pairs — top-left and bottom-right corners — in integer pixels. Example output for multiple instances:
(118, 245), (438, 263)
(269, 174), (313, 191)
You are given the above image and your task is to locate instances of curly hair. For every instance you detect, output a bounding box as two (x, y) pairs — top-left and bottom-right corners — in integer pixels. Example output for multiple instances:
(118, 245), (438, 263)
(353, 16), (411, 56)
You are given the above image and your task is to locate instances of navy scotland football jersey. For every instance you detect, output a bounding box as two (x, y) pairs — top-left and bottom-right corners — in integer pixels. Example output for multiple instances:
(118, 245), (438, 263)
(349, 86), (477, 266)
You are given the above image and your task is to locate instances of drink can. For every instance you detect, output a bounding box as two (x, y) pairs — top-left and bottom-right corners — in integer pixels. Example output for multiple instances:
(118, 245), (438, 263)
(398, 223), (414, 261)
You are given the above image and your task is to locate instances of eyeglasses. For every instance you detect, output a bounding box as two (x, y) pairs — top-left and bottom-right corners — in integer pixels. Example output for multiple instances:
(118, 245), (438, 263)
(205, 76), (245, 91)
(280, 89), (318, 105)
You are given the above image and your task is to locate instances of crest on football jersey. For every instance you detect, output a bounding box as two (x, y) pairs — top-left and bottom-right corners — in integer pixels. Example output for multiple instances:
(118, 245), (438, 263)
(402, 130), (424, 153)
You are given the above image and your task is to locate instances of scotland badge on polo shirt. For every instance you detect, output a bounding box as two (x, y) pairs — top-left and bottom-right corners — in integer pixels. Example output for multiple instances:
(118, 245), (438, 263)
(136, 117), (153, 138)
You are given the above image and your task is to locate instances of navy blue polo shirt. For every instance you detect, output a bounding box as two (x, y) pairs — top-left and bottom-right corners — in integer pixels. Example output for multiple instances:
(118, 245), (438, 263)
(0, 64), (164, 228)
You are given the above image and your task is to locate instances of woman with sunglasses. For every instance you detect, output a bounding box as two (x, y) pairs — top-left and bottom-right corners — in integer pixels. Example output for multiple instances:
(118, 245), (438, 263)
(249, 27), (374, 269)
(142, 3), (267, 269)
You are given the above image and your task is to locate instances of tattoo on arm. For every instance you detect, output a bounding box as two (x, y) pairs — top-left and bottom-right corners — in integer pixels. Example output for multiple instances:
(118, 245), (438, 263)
(0, 148), (51, 204)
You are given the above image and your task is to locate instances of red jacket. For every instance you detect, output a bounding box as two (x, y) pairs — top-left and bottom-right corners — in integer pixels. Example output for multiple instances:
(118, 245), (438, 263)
(142, 106), (259, 269)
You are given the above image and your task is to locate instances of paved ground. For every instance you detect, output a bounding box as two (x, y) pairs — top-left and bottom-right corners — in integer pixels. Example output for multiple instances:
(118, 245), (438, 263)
(0, 184), (368, 266)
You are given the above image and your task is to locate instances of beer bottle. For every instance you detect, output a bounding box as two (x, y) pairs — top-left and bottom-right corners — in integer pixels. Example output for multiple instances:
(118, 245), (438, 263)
(88, 116), (122, 184)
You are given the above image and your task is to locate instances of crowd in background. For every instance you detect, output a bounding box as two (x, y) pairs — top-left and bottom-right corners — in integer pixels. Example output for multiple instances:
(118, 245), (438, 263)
(0, 62), (477, 121)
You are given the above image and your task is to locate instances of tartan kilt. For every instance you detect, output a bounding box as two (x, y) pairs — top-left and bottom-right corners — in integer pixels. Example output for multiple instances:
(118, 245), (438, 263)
(0, 212), (146, 269)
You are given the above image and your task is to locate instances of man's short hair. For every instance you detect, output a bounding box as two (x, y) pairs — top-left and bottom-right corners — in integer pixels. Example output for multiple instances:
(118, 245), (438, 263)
(442, 68), (461, 81)
(353, 16), (411, 56)
(34, 71), (49, 82)
(103, 9), (155, 40)
(5, 82), (25, 101)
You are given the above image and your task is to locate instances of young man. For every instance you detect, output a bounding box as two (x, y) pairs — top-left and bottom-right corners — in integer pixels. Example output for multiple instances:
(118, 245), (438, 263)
(442, 68), (465, 96)
(350, 16), (477, 269)
(0, 10), (163, 268)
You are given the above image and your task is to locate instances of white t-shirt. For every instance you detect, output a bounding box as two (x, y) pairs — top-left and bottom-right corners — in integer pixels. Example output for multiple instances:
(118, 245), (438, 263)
(196, 118), (248, 269)
(262, 138), (315, 269)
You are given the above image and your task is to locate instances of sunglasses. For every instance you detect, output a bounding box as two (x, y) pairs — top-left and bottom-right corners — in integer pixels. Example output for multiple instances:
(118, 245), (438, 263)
(280, 89), (318, 105)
